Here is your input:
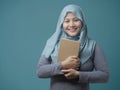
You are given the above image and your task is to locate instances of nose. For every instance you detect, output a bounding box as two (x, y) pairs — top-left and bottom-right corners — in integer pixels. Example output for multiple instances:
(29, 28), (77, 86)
(69, 21), (75, 27)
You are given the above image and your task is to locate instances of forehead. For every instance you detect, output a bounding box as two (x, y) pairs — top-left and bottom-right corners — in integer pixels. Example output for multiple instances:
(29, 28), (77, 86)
(64, 12), (77, 19)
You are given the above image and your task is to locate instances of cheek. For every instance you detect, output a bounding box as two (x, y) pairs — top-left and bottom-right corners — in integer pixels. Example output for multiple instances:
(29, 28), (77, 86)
(62, 24), (67, 30)
(79, 25), (82, 29)
(78, 22), (83, 29)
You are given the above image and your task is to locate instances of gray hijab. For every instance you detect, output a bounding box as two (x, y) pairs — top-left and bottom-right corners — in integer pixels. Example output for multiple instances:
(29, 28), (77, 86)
(42, 4), (96, 64)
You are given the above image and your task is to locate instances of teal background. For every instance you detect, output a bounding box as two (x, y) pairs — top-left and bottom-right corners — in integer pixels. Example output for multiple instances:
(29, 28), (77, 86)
(0, 0), (120, 90)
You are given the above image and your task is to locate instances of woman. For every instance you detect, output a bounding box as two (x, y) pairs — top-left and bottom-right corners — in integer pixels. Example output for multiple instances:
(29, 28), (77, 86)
(37, 4), (109, 90)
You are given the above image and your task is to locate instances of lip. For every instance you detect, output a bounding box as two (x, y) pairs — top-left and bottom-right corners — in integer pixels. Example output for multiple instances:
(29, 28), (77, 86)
(68, 28), (77, 33)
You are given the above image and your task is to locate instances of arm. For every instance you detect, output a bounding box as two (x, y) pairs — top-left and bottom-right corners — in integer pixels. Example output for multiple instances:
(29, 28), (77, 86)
(36, 55), (63, 78)
(79, 43), (109, 83)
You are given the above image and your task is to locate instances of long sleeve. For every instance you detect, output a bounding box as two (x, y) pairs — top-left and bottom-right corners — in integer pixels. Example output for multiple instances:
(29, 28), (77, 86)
(36, 55), (63, 78)
(78, 43), (109, 83)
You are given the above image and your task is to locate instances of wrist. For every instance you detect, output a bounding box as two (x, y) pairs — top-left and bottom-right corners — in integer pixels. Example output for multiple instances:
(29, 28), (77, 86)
(61, 62), (65, 69)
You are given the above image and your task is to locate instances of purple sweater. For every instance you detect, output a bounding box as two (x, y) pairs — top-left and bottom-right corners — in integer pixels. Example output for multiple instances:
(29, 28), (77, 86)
(37, 43), (109, 90)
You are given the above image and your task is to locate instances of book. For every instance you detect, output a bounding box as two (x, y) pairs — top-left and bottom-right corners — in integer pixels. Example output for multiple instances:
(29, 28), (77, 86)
(57, 38), (80, 62)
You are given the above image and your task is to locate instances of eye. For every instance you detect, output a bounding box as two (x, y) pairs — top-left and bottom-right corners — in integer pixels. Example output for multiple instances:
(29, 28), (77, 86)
(64, 20), (69, 23)
(73, 18), (80, 22)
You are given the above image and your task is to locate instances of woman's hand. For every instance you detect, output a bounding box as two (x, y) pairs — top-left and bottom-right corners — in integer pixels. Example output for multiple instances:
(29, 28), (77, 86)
(61, 56), (80, 70)
(61, 69), (79, 79)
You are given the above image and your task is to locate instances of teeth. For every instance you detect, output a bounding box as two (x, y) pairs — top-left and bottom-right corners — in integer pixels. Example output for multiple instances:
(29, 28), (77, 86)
(69, 29), (76, 32)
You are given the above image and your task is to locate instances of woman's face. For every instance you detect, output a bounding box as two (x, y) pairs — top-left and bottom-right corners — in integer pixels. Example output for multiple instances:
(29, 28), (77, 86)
(62, 12), (82, 37)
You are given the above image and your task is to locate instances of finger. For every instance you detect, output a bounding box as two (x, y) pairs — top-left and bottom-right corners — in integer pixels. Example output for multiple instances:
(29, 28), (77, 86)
(64, 73), (71, 79)
(71, 56), (78, 59)
(75, 67), (79, 70)
(61, 69), (70, 73)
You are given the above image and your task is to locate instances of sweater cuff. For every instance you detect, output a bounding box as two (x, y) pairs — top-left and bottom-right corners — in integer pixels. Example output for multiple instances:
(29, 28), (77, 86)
(52, 62), (63, 75)
(79, 72), (89, 83)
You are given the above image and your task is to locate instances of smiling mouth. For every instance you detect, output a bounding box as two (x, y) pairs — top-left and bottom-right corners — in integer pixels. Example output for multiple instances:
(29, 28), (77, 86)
(68, 28), (77, 32)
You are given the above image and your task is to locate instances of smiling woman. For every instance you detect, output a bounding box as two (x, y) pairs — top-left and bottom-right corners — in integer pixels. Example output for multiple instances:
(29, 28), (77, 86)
(63, 12), (82, 37)
(36, 4), (109, 90)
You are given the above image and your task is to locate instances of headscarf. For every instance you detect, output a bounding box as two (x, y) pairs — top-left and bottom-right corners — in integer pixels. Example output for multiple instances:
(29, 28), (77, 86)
(41, 4), (96, 64)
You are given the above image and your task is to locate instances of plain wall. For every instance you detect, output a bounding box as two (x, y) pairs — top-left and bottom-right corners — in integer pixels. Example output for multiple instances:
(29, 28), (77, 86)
(0, 0), (120, 90)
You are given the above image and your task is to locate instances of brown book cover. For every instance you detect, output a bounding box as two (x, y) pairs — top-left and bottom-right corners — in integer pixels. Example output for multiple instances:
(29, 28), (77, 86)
(57, 38), (80, 62)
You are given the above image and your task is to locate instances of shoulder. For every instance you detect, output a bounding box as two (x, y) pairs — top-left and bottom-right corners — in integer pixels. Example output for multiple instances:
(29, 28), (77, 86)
(89, 39), (105, 56)
(95, 43), (103, 51)
(89, 39), (103, 52)
(94, 42), (105, 57)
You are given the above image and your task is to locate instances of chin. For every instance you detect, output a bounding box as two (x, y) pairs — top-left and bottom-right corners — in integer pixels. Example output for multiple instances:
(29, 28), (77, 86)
(68, 32), (78, 36)
(69, 34), (77, 37)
